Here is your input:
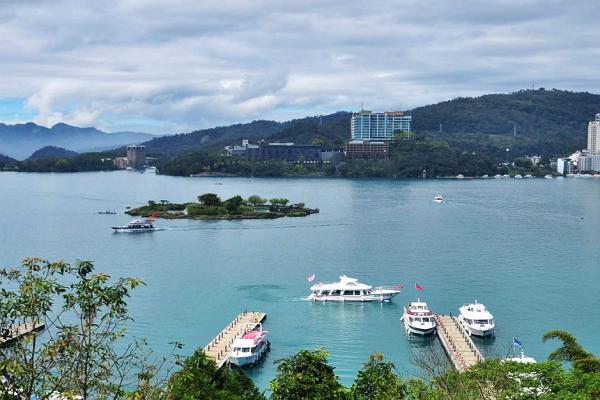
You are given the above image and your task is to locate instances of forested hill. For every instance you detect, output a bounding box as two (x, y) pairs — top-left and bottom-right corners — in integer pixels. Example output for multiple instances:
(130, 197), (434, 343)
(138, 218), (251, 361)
(412, 89), (599, 143)
(142, 112), (352, 153)
(28, 146), (78, 160)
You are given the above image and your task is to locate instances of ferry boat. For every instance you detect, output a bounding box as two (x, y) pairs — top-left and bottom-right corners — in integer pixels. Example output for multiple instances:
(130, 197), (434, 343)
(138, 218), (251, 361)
(229, 323), (270, 366)
(308, 275), (401, 302)
(458, 301), (495, 337)
(400, 299), (436, 335)
(433, 195), (444, 203)
(112, 218), (157, 233)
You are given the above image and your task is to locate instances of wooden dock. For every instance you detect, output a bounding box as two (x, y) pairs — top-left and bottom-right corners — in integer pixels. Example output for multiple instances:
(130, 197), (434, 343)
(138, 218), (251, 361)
(203, 311), (267, 368)
(0, 322), (45, 347)
(435, 315), (484, 371)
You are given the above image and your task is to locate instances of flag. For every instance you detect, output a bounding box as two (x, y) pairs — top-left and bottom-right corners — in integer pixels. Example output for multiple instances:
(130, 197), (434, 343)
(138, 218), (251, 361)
(513, 337), (523, 347)
(149, 212), (158, 221)
(415, 283), (424, 291)
(393, 284), (404, 290)
(307, 274), (316, 282)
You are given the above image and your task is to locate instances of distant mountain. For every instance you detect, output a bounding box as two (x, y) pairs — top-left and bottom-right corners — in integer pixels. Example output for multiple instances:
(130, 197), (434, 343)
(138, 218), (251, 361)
(0, 122), (154, 159)
(28, 146), (79, 160)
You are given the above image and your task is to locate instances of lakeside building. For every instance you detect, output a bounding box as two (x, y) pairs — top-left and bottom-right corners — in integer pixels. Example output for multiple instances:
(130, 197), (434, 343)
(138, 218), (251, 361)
(127, 145), (146, 169)
(225, 141), (322, 162)
(587, 113), (600, 154)
(345, 140), (389, 159)
(351, 111), (411, 141)
(577, 152), (600, 172)
(556, 158), (571, 175)
(113, 157), (128, 169)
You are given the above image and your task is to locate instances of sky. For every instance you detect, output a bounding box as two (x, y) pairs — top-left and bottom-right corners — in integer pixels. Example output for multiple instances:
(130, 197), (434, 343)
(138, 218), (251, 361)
(1, 0), (599, 134)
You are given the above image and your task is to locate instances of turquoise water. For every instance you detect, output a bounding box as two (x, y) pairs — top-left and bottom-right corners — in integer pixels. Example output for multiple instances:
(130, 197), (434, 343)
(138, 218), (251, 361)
(1, 171), (599, 389)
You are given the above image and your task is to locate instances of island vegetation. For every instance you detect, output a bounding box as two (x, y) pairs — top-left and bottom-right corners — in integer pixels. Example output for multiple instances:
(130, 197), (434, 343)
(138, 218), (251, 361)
(126, 193), (318, 220)
(3, 257), (600, 399)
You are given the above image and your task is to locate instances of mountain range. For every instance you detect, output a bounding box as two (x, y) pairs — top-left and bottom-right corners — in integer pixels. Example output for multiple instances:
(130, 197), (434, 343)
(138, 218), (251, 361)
(1, 89), (598, 161)
(0, 122), (154, 159)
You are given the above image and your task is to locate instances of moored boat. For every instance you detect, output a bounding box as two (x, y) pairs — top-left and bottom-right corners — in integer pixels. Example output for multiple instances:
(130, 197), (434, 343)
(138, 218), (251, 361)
(229, 323), (270, 366)
(400, 299), (436, 335)
(308, 275), (400, 302)
(458, 301), (495, 337)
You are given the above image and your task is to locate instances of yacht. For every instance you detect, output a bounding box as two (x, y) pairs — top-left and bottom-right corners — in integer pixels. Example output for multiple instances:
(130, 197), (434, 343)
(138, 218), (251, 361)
(229, 323), (270, 366)
(400, 299), (436, 335)
(308, 275), (401, 302)
(433, 195), (444, 203)
(112, 218), (157, 233)
(458, 301), (495, 337)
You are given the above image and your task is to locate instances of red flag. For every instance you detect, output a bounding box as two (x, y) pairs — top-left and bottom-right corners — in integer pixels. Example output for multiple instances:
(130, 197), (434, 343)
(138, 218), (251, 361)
(415, 283), (424, 291)
(393, 284), (404, 290)
(149, 213), (158, 221)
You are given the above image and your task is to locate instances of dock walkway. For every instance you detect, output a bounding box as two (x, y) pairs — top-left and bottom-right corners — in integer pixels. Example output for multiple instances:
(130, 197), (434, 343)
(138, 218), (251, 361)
(435, 315), (484, 371)
(0, 322), (45, 347)
(203, 311), (267, 368)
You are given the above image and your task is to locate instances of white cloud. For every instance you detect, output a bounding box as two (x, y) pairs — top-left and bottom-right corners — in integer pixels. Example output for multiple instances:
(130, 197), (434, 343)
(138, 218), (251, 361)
(0, 0), (599, 133)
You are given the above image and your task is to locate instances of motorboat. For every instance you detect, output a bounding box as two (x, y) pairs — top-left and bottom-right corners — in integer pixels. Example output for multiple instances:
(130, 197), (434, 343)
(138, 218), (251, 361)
(400, 299), (436, 335)
(308, 275), (401, 302)
(433, 195), (444, 203)
(504, 338), (536, 363)
(514, 174), (523, 179)
(112, 218), (157, 232)
(544, 174), (553, 179)
(524, 174), (534, 179)
(458, 301), (495, 337)
(97, 210), (117, 215)
(229, 323), (270, 366)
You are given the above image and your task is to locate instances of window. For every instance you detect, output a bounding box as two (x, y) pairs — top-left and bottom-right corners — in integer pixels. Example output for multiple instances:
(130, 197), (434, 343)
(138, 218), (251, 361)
(343, 290), (353, 295)
(332, 290), (341, 295)
(354, 291), (360, 295)
(422, 317), (429, 322)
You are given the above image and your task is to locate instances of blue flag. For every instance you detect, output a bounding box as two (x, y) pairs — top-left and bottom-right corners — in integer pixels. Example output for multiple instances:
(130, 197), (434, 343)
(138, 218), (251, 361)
(513, 337), (523, 346)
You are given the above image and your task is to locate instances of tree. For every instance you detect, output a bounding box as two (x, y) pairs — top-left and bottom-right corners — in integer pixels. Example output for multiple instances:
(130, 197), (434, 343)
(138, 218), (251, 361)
(198, 193), (222, 207)
(270, 348), (348, 400)
(351, 353), (405, 400)
(223, 195), (244, 214)
(269, 198), (289, 206)
(167, 349), (265, 400)
(0, 258), (173, 400)
(247, 195), (266, 206)
(543, 330), (600, 373)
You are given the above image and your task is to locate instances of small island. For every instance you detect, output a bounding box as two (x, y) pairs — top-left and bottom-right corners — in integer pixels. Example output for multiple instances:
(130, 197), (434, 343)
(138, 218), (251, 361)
(126, 193), (319, 220)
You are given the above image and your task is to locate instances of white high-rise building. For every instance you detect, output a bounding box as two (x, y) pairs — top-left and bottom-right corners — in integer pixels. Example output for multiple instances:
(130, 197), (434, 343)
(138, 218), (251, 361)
(587, 113), (600, 154)
(351, 111), (412, 141)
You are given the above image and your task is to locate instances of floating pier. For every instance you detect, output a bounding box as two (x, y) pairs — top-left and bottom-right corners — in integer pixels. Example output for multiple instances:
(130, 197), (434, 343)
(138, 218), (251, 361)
(435, 315), (484, 371)
(0, 322), (45, 347)
(203, 311), (267, 368)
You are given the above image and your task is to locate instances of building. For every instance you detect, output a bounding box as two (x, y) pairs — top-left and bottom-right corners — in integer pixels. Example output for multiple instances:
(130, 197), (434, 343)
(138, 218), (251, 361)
(127, 145), (146, 169)
(344, 140), (389, 159)
(578, 153), (600, 172)
(587, 113), (600, 154)
(556, 158), (570, 175)
(225, 139), (260, 156)
(226, 140), (322, 162)
(113, 157), (128, 169)
(528, 155), (542, 166)
(351, 111), (411, 141)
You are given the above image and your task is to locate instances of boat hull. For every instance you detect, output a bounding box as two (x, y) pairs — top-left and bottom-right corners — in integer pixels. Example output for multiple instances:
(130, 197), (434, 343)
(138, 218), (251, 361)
(459, 319), (495, 337)
(401, 316), (436, 336)
(112, 227), (157, 233)
(309, 291), (399, 302)
(229, 341), (270, 366)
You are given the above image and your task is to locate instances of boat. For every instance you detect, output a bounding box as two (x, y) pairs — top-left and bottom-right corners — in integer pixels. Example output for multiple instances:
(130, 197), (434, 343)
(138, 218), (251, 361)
(458, 301), (495, 337)
(433, 195), (444, 203)
(97, 210), (117, 215)
(544, 174), (553, 179)
(504, 339), (536, 364)
(400, 299), (436, 335)
(524, 174), (533, 179)
(112, 216), (157, 233)
(308, 275), (401, 302)
(481, 174), (489, 179)
(229, 323), (270, 366)
(494, 174), (502, 179)
(514, 174), (523, 179)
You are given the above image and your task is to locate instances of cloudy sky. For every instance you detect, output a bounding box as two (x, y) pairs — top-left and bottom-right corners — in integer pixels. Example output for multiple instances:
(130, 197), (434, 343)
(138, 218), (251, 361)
(0, 0), (599, 134)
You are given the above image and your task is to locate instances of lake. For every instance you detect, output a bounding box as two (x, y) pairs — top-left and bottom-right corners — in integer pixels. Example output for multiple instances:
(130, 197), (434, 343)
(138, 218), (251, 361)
(1, 171), (599, 389)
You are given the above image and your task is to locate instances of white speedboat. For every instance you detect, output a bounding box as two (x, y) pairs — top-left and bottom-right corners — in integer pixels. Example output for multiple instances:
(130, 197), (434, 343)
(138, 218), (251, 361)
(308, 275), (400, 302)
(400, 299), (436, 335)
(433, 195), (444, 203)
(544, 174), (553, 179)
(514, 174), (523, 179)
(112, 218), (157, 232)
(229, 323), (270, 366)
(458, 301), (495, 337)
